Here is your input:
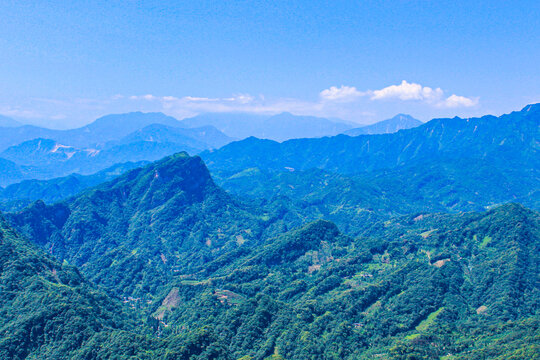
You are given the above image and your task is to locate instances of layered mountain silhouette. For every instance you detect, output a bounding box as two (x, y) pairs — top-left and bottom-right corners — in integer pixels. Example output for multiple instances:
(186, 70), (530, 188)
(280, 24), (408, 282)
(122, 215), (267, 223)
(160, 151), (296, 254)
(0, 113), (234, 185)
(0, 161), (147, 209)
(203, 104), (540, 174)
(5, 171), (539, 358)
(180, 112), (353, 141)
(1, 103), (539, 358)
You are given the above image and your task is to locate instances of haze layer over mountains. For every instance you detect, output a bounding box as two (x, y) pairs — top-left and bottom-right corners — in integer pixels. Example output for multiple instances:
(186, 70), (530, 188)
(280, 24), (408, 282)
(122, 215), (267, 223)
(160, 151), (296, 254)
(0, 111), (421, 186)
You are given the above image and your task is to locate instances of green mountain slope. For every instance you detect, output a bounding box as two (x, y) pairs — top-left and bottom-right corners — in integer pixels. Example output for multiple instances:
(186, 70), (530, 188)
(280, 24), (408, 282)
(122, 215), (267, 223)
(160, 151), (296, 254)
(4, 151), (539, 358)
(0, 214), (238, 359)
(0, 214), (134, 359)
(214, 155), (539, 230)
(6, 153), (301, 301)
(144, 204), (539, 359)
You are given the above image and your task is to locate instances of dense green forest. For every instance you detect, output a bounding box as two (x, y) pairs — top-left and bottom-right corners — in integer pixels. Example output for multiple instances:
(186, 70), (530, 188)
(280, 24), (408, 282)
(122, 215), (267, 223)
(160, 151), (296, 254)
(0, 105), (538, 358)
(2, 148), (538, 359)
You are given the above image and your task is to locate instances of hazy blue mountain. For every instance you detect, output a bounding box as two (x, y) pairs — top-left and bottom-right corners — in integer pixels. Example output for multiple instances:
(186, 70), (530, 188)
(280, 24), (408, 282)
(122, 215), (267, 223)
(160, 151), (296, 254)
(0, 161), (148, 210)
(259, 112), (353, 141)
(181, 112), (353, 141)
(69, 112), (184, 146)
(0, 120), (233, 185)
(1, 138), (82, 166)
(0, 158), (26, 187)
(0, 112), (187, 150)
(344, 114), (422, 136)
(180, 112), (268, 139)
(0, 125), (61, 152)
(0, 115), (22, 127)
(0, 138), (199, 180)
(111, 123), (233, 149)
(202, 103), (540, 174)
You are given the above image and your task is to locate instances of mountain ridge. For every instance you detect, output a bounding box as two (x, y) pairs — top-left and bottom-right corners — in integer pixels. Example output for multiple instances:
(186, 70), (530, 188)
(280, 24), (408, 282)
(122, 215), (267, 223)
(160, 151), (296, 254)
(202, 103), (540, 174)
(181, 111), (353, 141)
(344, 114), (423, 136)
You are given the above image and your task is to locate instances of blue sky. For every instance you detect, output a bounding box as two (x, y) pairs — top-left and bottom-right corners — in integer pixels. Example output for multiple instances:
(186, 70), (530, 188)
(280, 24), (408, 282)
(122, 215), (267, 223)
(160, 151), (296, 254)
(1, 1), (539, 128)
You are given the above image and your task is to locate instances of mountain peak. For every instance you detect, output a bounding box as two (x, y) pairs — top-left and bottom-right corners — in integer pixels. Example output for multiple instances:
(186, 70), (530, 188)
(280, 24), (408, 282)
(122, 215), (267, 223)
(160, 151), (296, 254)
(344, 114), (422, 136)
(520, 103), (540, 113)
(95, 152), (216, 211)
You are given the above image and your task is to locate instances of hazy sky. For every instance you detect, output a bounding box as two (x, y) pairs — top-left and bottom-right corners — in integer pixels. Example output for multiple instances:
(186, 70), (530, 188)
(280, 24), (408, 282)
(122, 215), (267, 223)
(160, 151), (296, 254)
(1, 1), (539, 128)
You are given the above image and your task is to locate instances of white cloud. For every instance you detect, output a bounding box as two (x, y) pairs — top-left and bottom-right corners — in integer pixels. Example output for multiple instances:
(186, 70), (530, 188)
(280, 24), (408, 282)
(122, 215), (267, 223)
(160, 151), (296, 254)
(320, 85), (365, 102)
(370, 80), (443, 102)
(367, 80), (477, 108)
(129, 94), (156, 101)
(440, 94), (478, 108)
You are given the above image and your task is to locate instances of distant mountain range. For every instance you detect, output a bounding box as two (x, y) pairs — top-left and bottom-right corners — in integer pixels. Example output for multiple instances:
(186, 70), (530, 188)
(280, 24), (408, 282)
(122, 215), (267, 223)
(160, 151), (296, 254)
(0, 161), (148, 211)
(0, 113), (235, 185)
(0, 112), (214, 150)
(180, 112), (353, 141)
(0, 111), (430, 186)
(203, 104), (540, 174)
(344, 114), (422, 136)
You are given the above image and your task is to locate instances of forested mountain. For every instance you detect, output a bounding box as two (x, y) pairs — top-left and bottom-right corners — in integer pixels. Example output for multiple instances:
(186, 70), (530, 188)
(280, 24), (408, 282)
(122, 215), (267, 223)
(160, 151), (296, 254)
(214, 155), (539, 225)
(0, 214), (246, 359)
(142, 204), (539, 359)
(5, 192), (538, 358)
(344, 114), (422, 136)
(203, 104), (540, 174)
(0, 214), (137, 359)
(181, 112), (353, 141)
(1, 104), (539, 359)
(6, 153), (305, 300)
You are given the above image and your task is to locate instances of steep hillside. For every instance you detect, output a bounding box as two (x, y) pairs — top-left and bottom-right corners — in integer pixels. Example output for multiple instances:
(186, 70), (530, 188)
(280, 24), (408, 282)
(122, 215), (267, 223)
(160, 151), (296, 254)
(5, 152), (538, 358)
(6, 153), (299, 300)
(215, 155), (539, 225)
(0, 214), (234, 359)
(0, 215), (134, 359)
